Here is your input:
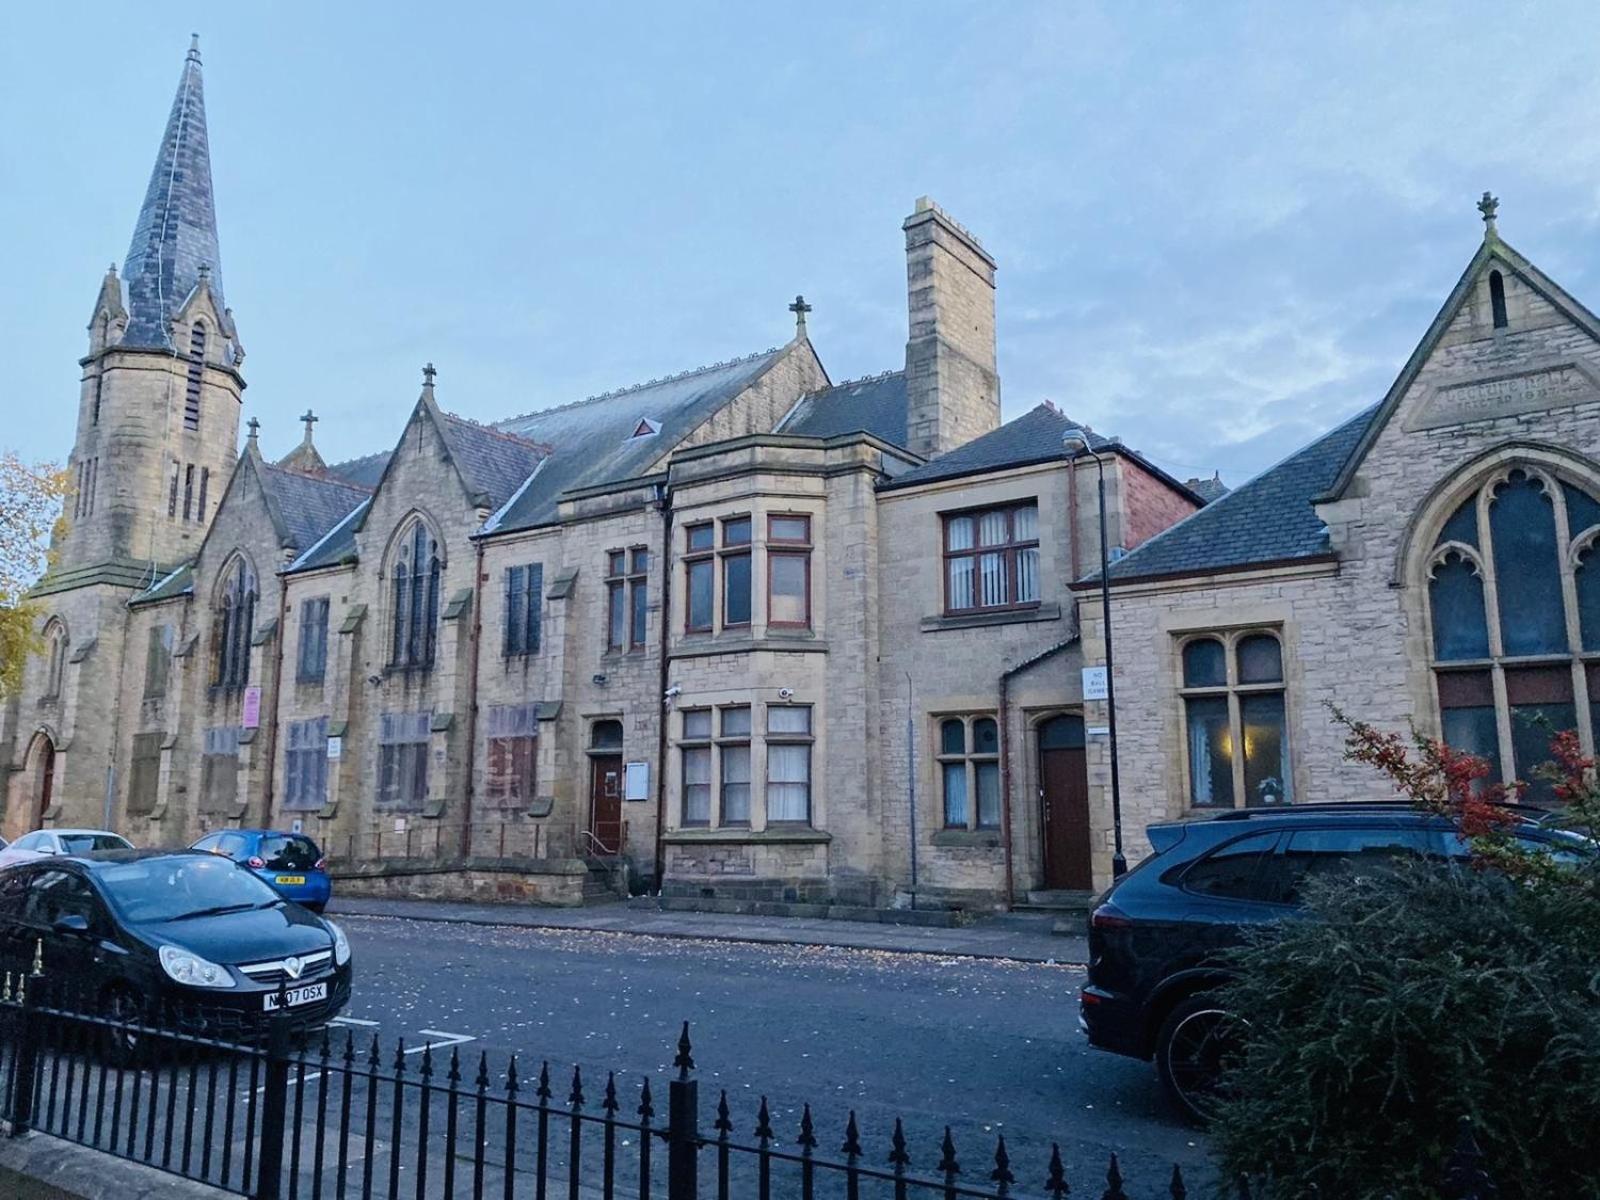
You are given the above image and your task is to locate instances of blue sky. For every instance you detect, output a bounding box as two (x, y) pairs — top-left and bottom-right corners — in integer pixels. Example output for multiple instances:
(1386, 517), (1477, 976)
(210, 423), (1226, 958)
(6, 3), (1600, 487)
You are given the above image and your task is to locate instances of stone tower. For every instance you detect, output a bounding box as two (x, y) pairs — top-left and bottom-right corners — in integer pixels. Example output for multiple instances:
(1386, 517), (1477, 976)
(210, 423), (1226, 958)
(55, 35), (243, 589)
(902, 197), (1000, 459)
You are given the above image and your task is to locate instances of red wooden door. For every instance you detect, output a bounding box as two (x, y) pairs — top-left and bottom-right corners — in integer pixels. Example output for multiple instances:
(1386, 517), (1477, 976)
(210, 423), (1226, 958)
(589, 755), (623, 854)
(1039, 716), (1092, 890)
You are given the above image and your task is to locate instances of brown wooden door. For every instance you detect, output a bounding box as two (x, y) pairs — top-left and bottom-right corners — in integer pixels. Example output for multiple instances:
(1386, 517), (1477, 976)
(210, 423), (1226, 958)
(589, 755), (623, 854)
(1039, 716), (1092, 890)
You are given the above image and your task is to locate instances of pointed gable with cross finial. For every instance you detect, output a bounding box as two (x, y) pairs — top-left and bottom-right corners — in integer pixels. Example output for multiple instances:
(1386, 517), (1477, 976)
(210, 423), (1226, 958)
(277, 408), (329, 476)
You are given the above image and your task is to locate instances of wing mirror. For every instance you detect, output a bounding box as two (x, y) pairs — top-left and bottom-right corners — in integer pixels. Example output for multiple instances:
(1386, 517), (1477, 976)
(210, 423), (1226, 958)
(52, 914), (90, 936)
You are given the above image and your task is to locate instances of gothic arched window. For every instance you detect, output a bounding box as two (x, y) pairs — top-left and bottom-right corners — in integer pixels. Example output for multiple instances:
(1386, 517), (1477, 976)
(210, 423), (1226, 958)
(42, 619), (68, 700)
(390, 519), (441, 669)
(1425, 466), (1600, 801)
(213, 557), (256, 690)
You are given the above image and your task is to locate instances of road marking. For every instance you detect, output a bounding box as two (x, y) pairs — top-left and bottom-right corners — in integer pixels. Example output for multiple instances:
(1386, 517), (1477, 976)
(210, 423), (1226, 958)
(245, 1029), (476, 1094)
(330, 1016), (379, 1027)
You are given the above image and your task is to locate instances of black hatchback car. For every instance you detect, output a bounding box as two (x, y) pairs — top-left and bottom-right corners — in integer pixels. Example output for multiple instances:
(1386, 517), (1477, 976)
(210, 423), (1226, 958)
(0, 850), (353, 1037)
(1079, 802), (1591, 1121)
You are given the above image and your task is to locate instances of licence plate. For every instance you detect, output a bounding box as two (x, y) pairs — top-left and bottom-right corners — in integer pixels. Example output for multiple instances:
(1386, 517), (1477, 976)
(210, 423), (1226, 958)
(275, 875), (306, 885)
(263, 982), (327, 1012)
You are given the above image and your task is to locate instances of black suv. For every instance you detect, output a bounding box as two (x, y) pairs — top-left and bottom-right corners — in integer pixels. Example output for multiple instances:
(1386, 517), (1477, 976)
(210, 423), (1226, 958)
(1079, 802), (1590, 1121)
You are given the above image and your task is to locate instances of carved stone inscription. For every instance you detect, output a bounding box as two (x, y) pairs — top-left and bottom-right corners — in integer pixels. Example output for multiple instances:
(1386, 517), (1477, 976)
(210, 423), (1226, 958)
(1408, 361), (1600, 431)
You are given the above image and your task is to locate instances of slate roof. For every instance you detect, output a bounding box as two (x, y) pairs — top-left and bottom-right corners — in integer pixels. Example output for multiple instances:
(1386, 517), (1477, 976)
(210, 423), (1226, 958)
(435, 411), (551, 510)
(1101, 404), (1381, 584)
(258, 464), (372, 555)
(1185, 474), (1229, 504)
(287, 499), (369, 573)
(130, 562), (194, 606)
(779, 371), (909, 445)
(325, 451), (390, 490)
(489, 347), (787, 530)
(122, 38), (224, 348)
(878, 403), (1113, 492)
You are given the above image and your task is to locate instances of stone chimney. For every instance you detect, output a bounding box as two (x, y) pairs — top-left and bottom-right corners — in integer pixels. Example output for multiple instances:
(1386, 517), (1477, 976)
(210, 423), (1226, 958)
(902, 197), (1000, 459)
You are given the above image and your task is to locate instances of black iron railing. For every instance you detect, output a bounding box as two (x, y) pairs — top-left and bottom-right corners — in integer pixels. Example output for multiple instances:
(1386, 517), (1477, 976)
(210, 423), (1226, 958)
(0, 959), (1500, 1200)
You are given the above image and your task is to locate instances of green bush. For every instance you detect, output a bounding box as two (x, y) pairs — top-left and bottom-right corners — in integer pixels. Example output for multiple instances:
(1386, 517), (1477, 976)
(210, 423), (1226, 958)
(1209, 863), (1600, 1199)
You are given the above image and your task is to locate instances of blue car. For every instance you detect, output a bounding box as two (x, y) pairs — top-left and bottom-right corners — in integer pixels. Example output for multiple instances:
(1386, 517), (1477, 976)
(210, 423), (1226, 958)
(190, 829), (332, 912)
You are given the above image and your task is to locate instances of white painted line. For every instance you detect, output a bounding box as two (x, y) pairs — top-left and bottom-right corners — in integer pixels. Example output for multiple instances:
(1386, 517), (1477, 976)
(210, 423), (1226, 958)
(330, 1016), (379, 1027)
(244, 1029), (477, 1094)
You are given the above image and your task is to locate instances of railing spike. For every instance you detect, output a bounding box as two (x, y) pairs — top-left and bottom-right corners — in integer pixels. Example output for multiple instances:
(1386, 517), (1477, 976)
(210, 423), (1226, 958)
(1044, 1142), (1069, 1198)
(1169, 1164), (1187, 1199)
(991, 1134), (1015, 1196)
(605, 1071), (621, 1116)
(569, 1063), (584, 1109)
(344, 1029), (357, 1065)
(448, 1046), (461, 1086)
(419, 1042), (434, 1080)
(538, 1060), (553, 1101)
(475, 1050), (490, 1091)
(393, 1037), (407, 1073)
(638, 1076), (654, 1121)
(1439, 1116), (1498, 1200)
(755, 1096), (773, 1142)
(889, 1117), (911, 1170)
(1103, 1152), (1128, 1200)
(938, 1126), (960, 1178)
(505, 1054), (519, 1099)
(368, 1034), (382, 1069)
(674, 1020), (695, 1078)
(840, 1110), (861, 1159)
(798, 1103), (817, 1151)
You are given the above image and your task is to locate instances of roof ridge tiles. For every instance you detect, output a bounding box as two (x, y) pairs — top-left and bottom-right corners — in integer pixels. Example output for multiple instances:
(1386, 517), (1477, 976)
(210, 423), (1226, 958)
(495, 345), (781, 426)
(437, 408), (554, 454)
(260, 461), (375, 495)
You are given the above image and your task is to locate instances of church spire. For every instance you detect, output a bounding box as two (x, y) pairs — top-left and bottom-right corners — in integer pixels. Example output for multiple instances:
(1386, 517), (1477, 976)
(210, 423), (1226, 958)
(121, 34), (224, 348)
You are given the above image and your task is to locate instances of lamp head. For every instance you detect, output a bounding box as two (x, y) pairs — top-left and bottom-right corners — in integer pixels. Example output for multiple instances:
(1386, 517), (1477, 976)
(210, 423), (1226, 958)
(1061, 431), (1091, 458)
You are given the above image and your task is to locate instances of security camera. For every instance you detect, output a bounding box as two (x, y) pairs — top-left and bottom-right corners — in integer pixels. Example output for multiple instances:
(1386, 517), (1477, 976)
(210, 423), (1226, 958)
(777, 687), (795, 701)
(664, 685), (682, 700)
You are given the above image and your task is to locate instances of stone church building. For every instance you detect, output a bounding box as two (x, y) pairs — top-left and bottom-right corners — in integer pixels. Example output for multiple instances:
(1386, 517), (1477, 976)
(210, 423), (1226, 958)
(1, 41), (1209, 908)
(13, 45), (1591, 908)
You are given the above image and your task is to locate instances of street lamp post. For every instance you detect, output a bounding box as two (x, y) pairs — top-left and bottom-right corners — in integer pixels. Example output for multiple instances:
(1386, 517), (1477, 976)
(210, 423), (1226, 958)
(1063, 433), (1128, 879)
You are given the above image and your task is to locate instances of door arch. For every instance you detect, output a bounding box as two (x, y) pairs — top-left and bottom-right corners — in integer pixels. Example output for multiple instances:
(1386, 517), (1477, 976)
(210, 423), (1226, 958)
(1037, 714), (1092, 890)
(587, 721), (625, 855)
(12, 732), (57, 840)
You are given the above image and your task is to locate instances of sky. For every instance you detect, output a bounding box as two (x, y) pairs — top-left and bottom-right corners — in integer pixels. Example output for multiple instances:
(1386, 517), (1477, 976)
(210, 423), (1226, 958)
(6, 3), (1600, 489)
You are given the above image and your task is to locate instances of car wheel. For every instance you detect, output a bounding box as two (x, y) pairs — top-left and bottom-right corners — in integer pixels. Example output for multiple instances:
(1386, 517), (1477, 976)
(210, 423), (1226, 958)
(99, 983), (149, 1066)
(1154, 994), (1242, 1125)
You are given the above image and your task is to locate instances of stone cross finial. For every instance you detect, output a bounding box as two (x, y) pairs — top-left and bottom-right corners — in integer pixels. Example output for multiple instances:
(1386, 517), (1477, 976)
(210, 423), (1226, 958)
(300, 409), (318, 442)
(788, 294), (812, 336)
(422, 362), (437, 389)
(1478, 191), (1499, 234)
(246, 416), (260, 441)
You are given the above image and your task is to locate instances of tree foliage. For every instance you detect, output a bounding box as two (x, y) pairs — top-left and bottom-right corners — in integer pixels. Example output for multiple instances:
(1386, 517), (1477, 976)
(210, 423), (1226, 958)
(0, 452), (69, 698)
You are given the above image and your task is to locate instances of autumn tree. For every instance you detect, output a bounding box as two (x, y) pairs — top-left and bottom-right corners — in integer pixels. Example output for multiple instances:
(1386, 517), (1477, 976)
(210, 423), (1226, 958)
(0, 453), (69, 698)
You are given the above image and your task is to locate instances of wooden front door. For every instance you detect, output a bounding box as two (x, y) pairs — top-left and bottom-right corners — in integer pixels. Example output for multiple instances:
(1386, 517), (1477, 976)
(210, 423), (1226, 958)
(589, 755), (623, 855)
(1038, 715), (1092, 890)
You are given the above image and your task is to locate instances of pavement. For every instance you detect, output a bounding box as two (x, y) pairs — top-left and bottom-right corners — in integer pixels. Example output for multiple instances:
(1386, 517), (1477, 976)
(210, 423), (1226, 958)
(325, 896), (1089, 963)
(0, 1133), (227, 1198)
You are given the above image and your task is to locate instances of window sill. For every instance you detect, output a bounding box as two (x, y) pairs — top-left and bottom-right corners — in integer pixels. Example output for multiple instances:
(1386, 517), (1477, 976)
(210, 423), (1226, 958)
(931, 829), (1003, 849)
(920, 602), (1060, 633)
(661, 827), (831, 846)
(674, 636), (830, 658)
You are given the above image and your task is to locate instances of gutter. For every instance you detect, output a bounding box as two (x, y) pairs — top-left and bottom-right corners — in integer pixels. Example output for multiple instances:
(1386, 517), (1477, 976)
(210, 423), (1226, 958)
(462, 539), (487, 857)
(652, 482), (675, 890)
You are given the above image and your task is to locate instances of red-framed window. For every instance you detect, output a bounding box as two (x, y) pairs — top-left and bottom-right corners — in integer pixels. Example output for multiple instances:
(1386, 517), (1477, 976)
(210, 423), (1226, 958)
(942, 503), (1040, 615)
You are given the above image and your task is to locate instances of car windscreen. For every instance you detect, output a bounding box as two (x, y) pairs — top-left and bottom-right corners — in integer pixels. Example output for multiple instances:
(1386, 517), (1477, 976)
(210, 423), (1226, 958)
(59, 834), (131, 855)
(95, 856), (281, 924)
(259, 835), (320, 871)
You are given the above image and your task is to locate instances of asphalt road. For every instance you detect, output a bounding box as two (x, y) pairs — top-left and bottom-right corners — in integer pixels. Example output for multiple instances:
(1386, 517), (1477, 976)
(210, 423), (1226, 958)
(331, 912), (1210, 1194)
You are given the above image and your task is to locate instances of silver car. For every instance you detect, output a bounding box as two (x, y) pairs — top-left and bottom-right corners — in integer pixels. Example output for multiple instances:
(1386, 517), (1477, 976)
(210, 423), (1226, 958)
(0, 829), (132, 870)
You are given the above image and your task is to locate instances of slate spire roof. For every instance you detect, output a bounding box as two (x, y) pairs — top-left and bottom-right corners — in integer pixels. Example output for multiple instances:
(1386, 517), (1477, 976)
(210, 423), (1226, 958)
(122, 36), (224, 348)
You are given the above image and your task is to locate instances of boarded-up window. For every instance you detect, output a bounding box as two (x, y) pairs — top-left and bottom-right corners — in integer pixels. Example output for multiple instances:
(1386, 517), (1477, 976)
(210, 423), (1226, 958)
(127, 733), (163, 817)
(484, 704), (537, 806)
(143, 625), (173, 699)
(200, 726), (240, 814)
(378, 711), (431, 810)
(283, 716), (329, 811)
(297, 598), (330, 683)
(503, 565), (543, 656)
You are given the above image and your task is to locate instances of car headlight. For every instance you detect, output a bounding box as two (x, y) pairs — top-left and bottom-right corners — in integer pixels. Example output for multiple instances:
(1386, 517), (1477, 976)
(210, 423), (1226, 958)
(327, 920), (351, 967)
(159, 945), (236, 989)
